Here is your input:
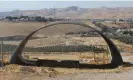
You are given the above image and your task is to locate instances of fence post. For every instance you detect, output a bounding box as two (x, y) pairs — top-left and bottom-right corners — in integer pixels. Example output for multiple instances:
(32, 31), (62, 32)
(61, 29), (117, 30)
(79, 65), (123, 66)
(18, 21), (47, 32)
(130, 28), (133, 54)
(0, 40), (3, 67)
(131, 32), (133, 54)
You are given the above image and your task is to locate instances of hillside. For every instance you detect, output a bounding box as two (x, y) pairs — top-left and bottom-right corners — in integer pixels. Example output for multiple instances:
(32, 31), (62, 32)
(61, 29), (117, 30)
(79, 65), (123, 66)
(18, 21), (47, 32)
(0, 21), (94, 37)
(0, 6), (133, 19)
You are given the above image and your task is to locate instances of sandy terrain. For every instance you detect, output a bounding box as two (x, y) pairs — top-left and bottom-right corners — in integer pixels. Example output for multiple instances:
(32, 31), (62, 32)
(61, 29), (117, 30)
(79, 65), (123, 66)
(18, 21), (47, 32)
(0, 53), (133, 80)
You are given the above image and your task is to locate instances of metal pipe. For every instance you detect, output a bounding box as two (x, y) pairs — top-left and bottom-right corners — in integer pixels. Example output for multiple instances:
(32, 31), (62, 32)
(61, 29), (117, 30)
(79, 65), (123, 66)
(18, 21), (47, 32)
(0, 40), (3, 67)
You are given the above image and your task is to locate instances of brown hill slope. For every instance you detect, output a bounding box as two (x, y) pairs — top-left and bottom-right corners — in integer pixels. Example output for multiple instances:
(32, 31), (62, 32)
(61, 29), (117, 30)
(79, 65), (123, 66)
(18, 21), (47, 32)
(1, 6), (133, 19)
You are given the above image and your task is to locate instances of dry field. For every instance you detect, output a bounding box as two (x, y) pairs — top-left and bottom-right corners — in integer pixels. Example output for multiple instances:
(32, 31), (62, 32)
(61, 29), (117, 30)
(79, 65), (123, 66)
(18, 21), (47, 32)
(3, 36), (133, 53)
(0, 53), (133, 80)
(0, 21), (132, 48)
(0, 21), (133, 80)
(0, 21), (45, 37)
(0, 21), (93, 37)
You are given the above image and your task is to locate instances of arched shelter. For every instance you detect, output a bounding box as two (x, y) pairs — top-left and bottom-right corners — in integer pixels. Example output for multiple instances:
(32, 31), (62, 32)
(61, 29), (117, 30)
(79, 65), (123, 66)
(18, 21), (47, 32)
(10, 21), (123, 67)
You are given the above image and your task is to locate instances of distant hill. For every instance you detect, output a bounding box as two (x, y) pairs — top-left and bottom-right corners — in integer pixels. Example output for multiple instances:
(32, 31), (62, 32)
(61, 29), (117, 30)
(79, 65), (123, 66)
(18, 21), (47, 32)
(0, 6), (133, 19)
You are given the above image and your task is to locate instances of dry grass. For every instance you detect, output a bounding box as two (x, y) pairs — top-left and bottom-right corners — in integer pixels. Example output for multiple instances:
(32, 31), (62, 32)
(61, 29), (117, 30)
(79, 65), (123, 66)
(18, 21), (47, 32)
(1, 53), (132, 74)
(1, 21), (132, 52)
(0, 21), (92, 37)
(22, 52), (110, 64)
(0, 53), (132, 80)
(129, 58), (133, 61)
(0, 21), (45, 37)
(0, 21), (133, 78)
(0, 62), (132, 76)
(54, 62), (133, 74)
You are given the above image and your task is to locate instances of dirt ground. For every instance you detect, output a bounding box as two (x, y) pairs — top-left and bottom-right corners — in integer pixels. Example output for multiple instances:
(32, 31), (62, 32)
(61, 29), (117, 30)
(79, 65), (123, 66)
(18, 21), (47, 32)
(0, 53), (133, 80)
(0, 21), (133, 80)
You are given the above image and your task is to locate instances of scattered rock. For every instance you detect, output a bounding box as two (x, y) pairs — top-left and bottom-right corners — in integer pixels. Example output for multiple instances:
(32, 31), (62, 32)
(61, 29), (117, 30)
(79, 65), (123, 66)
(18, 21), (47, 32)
(49, 72), (58, 78)
(20, 66), (36, 73)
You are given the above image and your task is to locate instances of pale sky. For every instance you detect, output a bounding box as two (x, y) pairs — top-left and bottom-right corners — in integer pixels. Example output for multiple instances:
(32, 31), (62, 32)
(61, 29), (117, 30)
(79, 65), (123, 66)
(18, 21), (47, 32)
(0, 1), (133, 12)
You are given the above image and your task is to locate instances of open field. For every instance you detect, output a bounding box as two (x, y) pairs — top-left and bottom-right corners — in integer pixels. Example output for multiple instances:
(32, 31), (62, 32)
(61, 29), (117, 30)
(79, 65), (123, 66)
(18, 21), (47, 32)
(0, 21), (46, 37)
(103, 22), (133, 28)
(1, 1), (133, 79)
(3, 36), (106, 47)
(0, 21), (132, 49)
(0, 21), (133, 80)
(0, 21), (132, 57)
(0, 53), (133, 80)
(2, 36), (133, 53)
(0, 21), (94, 37)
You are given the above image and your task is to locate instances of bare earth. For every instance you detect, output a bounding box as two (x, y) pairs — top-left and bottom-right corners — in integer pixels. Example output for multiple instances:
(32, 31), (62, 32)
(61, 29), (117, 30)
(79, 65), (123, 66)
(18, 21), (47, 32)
(53, 55), (133, 80)
(0, 54), (133, 80)
(0, 21), (133, 80)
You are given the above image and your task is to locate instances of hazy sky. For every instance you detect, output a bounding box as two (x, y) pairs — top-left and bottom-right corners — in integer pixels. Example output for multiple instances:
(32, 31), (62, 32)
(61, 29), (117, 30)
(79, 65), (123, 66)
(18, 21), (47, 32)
(0, 1), (133, 12)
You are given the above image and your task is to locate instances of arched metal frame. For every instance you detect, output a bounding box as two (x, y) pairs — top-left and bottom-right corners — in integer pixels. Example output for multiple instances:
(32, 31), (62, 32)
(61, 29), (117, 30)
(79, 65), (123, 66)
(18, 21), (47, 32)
(10, 21), (123, 66)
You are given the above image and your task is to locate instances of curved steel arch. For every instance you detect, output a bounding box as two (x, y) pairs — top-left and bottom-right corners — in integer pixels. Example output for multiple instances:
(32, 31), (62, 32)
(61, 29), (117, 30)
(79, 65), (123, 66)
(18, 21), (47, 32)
(10, 21), (123, 66)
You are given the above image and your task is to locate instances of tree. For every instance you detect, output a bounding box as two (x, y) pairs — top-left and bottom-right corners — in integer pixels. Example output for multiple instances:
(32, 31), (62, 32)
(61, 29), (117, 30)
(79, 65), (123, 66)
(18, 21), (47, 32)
(42, 17), (47, 22)
(48, 18), (54, 22)
(5, 16), (12, 21)
(35, 16), (42, 21)
(12, 16), (18, 20)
